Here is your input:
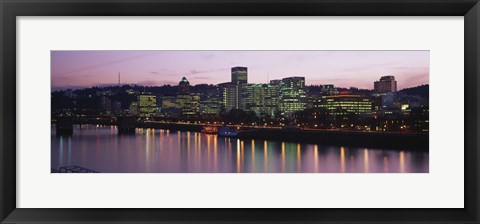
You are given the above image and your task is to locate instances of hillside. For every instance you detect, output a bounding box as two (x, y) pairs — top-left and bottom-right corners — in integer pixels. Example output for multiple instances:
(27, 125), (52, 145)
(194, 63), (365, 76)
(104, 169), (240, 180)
(399, 84), (429, 98)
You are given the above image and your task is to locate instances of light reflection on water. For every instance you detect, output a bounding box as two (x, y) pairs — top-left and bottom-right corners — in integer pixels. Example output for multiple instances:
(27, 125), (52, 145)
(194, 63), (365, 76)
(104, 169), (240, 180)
(51, 125), (429, 173)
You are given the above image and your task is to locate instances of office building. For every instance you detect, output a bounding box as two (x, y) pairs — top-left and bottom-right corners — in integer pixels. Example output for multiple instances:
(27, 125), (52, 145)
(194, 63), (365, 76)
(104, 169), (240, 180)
(138, 94), (157, 117)
(319, 95), (372, 115)
(374, 75), (397, 93)
(242, 84), (279, 116)
(219, 67), (249, 112)
(200, 88), (221, 115)
(231, 66), (248, 84)
(175, 77), (200, 116)
(219, 82), (240, 111)
(278, 77), (308, 114)
(179, 76), (190, 95)
(160, 96), (182, 117)
(178, 93), (200, 116)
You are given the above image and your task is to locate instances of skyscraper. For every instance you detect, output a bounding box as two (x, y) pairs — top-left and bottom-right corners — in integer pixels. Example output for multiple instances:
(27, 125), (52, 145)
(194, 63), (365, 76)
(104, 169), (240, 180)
(278, 77), (307, 114)
(219, 67), (249, 112)
(176, 77), (200, 116)
(241, 84), (278, 116)
(374, 76), (397, 93)
(219, 82), (240, 111)
(231, 66), (248, 84)
(179, 76), (190, 95)
(200, 87), (221, 115)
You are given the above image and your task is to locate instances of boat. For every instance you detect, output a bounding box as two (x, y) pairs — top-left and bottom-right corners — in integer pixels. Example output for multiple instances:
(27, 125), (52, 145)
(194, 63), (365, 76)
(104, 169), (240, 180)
(218, 126), (239, 137)
(201, 126), (218, 134)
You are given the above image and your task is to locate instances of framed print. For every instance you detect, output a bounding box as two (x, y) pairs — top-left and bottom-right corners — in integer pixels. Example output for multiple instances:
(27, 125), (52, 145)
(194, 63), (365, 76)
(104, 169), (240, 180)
(1, 0), (479, 223)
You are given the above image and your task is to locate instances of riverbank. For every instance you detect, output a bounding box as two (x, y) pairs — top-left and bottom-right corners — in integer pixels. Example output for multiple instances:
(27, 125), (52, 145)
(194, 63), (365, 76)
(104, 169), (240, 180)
(236, 128), (428, 151)
(59, 121), (428, 151)
(136, 122), (428, 151)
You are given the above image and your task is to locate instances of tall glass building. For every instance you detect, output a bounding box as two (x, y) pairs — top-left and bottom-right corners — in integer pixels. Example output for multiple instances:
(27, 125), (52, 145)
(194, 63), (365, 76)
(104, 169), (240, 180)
(278, 77), (307, 114)
(241, 84), (278, 116)
(219, 66), (248, 112)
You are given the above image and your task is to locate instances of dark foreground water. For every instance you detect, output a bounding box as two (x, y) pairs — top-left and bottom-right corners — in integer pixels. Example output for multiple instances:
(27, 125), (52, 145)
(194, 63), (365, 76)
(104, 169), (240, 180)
(51, 125), (429, 173)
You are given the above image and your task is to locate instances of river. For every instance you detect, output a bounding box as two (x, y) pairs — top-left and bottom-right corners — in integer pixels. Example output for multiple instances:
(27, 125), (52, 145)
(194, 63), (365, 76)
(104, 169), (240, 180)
(51, 125), (429, 173)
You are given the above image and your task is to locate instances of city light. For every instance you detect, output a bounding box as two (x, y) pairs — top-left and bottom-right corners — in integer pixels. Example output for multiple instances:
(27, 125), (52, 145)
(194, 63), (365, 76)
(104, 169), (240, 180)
(51, 52), (429, 173)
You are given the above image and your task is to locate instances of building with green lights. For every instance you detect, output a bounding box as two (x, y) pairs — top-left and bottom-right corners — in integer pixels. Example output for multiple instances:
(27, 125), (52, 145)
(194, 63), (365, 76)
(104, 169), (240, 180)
(218, 67), (249, 112)
(176, 77), (200, 117)
(177, 94), (200, 116)
(241, 84), (279, 116)
(219, 82), (241, 112)
(277, 77), (308, 114)
(319, 95), (372, 115)
(138, 94), (157, 117)
(200, 89), (221, 115)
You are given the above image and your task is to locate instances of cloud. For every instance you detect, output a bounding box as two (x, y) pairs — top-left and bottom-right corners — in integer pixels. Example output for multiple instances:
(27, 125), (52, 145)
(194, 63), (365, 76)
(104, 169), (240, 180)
(202, 54), (215, 59)
(339, 61), (404, 72)
(188, 67), (229, 75)
(191, 76), (214, 80)
(149, 69), (169, 75)
(190, 69), (202, 74)
(53, 52), (160, 76)
(137, 80), (160, 86)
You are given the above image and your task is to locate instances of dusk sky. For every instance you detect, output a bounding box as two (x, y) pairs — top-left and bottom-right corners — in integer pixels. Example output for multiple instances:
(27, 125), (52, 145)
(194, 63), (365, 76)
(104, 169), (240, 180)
(51, 50), (429, 91)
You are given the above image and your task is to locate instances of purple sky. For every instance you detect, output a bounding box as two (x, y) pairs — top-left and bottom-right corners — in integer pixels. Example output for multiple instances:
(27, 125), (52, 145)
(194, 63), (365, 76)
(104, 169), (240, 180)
(51, 50), (429, 91)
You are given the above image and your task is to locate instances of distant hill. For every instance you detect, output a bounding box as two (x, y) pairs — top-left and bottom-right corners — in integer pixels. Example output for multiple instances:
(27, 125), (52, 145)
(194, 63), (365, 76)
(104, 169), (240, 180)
(399, 84), (429, 98)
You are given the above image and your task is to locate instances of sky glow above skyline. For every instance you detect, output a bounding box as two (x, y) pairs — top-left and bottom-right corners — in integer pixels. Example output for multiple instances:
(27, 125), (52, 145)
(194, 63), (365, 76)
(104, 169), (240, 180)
(51, 50), (429, 91)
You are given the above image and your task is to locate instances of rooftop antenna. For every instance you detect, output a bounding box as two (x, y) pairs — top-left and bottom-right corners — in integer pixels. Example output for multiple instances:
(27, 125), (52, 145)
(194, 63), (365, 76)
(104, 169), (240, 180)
(118, 72), (121, 86)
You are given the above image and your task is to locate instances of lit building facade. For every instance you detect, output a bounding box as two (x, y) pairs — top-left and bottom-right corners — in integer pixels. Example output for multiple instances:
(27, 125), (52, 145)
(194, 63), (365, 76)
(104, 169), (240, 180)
(138, 94), (157, 117)
(319, 95), (372, 115)
(175, 77), (200, 116)
(219, 66), (249, 112)
(160, 96), (182, 117)
(231, 66), (248, 84)
(242, 84), (279, 116)
(278, 77), (307, 114)
(178, 94), (200, 116)
(200, 89), (221, 115)
(219, 82), (240, 111)
(374, 75), (397, 93)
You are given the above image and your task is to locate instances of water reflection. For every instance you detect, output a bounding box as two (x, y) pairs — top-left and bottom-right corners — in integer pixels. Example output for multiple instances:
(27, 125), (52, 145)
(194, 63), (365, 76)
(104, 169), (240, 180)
(51, 125), (429, 173)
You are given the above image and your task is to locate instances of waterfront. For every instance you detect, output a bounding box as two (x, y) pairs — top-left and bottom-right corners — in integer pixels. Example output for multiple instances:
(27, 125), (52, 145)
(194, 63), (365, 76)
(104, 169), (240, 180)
(51, 125), (429, 173)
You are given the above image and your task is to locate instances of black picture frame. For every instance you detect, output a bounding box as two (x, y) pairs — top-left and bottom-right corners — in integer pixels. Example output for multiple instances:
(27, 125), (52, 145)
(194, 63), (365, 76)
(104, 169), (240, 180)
(1, 0), (479, 223)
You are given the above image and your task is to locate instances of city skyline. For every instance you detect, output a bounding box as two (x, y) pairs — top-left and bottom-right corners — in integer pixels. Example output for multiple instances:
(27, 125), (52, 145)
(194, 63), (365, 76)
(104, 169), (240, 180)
(51, 51), (429, 173)
(51, 50), (429, 91)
